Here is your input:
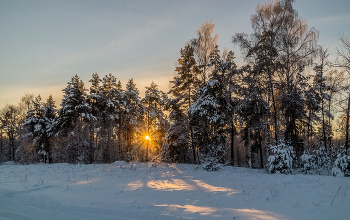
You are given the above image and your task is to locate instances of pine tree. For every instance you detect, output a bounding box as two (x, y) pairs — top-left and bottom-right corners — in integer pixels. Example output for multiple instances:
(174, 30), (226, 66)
(222, 50), (239, 166)
(237, 65), (268, 169)
(124, 78), (143, 161)
(23, 95), (57, 163)
(268, 141), (295, 174)
(54, 75), (90, 163)
(42, 95), (57, 163)
(168, 45), (200, 163)
(141, 81), (166, 161)
(99, 74), (119, 162)
(162, 98), (189, 163)
(188, 46), (231, 170)
(114, 80), (125, 160)
(86, 73), (102, 163)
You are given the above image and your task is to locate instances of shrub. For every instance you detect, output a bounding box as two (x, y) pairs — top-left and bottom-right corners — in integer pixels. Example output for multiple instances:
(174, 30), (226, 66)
(268, 142), (295, 174)
(331, 148), (350, 177)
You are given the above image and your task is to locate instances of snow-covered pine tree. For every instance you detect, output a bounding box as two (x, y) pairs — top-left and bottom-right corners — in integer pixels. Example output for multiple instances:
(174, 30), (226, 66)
(41, 95), (57, 163)
(124, 79), (143, 161)
(162, 98), (189, 163)
(113, 80), (125, 160)
(332, 148), (350, 177)
(236, 64), (268, 169)
(222, 50), (239, 166)
(54, 75), (90, 163)
(168, 44), (200, 163)
(188, 46), (231, 171)
(23, 95), (56, 163)
(99, 74), (119, 162)
(141, 82), (167, 161)
(268, 141), (295, 174)
(304, 84), (321, 146)
(23, 95), (44, 162)
(301, 146), (334, 174)
(86, 73), (103, 163)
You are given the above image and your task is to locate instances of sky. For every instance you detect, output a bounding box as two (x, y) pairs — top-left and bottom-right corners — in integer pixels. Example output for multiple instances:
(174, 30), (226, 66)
(0, 0), (349, 109)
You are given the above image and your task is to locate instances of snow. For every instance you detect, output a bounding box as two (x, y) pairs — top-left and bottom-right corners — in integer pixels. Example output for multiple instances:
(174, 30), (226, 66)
(0, 162), (349, 220)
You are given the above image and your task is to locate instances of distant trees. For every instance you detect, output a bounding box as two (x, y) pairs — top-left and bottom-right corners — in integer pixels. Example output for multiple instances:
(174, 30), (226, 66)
(0, 104), (20, 161)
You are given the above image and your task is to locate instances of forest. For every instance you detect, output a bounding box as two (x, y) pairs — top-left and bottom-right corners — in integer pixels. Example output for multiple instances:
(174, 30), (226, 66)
(1, 0), (349, 176)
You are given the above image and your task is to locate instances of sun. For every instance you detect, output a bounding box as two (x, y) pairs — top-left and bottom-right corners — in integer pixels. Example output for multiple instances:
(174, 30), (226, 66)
(145, 135), (150, 140)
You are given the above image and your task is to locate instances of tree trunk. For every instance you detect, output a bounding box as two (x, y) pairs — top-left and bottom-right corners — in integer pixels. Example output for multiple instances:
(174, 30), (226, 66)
(328, 99), (332, 147)
(322, 102), (327, 151)
(11, 133), (15, 161)
(345, 94), (350, 152)
(259, 129), (264, 169)
(231, 120), (235, 166)
(321, 83), (327, 152)
(248, 128), (251, 168)
(191, 128), (196, 164)
(269, 71), (279, 145)
(89, 125), (94, 163)
(146, 141), (149, 162)
(118, 115), (122, 161)
(188, 87), (196, 164)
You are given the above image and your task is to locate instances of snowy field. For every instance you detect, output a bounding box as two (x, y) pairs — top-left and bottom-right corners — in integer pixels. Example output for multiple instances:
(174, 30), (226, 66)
(0, 162), (349, 220)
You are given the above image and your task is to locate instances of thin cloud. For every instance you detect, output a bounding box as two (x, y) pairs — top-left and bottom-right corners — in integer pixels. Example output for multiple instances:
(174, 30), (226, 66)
(312, 14), (350, 24)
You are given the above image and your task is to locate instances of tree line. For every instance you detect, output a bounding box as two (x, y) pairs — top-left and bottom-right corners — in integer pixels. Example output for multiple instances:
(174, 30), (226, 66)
(1, 0), (349, 175)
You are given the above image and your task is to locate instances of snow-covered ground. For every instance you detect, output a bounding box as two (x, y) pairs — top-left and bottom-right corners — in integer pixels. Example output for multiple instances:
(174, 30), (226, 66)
(0, 162), (349, 220)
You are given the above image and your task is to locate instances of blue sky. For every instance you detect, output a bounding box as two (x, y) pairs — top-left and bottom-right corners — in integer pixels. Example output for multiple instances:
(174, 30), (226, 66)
(1, 0), (349, 109)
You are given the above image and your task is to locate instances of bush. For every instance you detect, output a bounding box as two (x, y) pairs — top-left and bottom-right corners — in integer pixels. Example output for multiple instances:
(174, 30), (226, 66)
(301, 152), (316, 172)
(268, 142), (295, 174)
(200, 144), (225, 171)
(331, 148), (350, 177)
(301, 147), (333, 174)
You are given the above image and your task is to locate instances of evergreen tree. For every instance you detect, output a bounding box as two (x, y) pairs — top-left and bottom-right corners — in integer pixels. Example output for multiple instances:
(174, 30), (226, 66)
(141, 82), (166, 161)
(86, 72), (103, 163)
(168, 44), (200, 163)
(23, 95), (57, 163)
(189, 46), (231, 170)
(54, 75), (90, 163)
(124, 78), (143, 160)
(114, 80), (125, 160)
(99, 74), (119, 162)
(237, 65), (268, 169)
(162, 98), (189, 163)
